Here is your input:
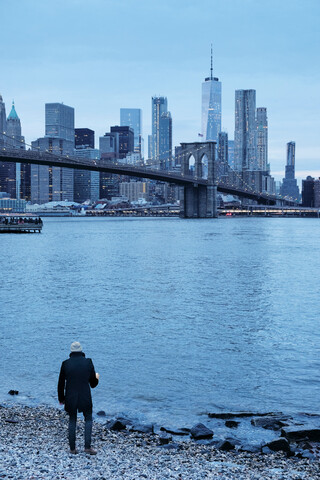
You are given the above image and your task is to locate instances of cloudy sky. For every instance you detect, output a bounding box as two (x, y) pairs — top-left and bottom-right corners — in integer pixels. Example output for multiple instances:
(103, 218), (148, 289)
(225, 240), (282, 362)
(1, 0), (319, 182)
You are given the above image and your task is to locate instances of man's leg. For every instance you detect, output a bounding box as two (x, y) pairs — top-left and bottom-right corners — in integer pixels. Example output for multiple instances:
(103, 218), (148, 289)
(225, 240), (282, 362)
(84, 411), (93, 449)
(68, 411), (77, 451)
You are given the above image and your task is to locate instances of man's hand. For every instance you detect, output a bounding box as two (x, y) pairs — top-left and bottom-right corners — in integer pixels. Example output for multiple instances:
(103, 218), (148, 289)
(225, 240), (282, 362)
(96, 373), (100, 380)
(59, 402), (64, 405)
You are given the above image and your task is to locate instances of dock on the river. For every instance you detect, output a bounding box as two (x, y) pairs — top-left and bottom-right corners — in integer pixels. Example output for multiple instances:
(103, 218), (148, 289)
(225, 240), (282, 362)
(0, 216), (43, 233)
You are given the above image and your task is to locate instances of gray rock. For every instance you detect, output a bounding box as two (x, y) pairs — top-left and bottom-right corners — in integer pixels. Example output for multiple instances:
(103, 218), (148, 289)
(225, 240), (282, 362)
(106, 419), (127, 431)
(261, 446), (273, 454)
(265, 437), (290, 453)
(116, 417), (133, 426)
(130, 424), (154, 434)
(217, 440), (235, 451)
(159, 432), (172, 445)
(5, 419), (19, 424)
(225, 420), (239, 429)
(281, 426), (320, 442)
(190, 423), (213, 440)
(208, 411), (275, 419)
(239, 443), (261, 453)
(251, 416), (289, 430)
(296, 449), (316, 460)
(96, 410), (106, 417)
(160, 426), (190, 436)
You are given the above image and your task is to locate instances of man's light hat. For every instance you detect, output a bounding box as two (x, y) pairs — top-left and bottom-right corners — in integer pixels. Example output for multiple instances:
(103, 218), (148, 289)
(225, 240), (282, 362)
(70, 341), (82, 352)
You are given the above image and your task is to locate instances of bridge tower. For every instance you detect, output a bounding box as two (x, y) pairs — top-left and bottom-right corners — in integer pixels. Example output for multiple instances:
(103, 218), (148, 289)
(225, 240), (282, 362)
(179, 141), (217, 218)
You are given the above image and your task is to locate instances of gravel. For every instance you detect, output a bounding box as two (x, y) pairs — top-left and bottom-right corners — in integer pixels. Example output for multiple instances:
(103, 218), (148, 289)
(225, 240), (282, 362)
(0, 404), (319, 479)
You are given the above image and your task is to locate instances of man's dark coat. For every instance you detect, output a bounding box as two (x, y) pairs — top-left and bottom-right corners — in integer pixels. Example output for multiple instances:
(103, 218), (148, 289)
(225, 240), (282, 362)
(58, 352), (99, 414)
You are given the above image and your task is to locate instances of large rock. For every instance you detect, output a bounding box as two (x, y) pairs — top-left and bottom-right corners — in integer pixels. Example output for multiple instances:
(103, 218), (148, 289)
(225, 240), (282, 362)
(217, 440), (235, 451)
(251, 416), (289, 430)
(239, 443), (261, 454)
(106, 419), (127, 431)
(190, 423), (213, 440)
(130, 424), (154, 434)
(96, 410), (106, 417)
(225, 420), (239, 429)
(265, 437), (290, 453)
(281, 426), (320, 442)
(159, 432), (172, 445)
(208, 411), (275, 419)
(160, 426), (190, 436)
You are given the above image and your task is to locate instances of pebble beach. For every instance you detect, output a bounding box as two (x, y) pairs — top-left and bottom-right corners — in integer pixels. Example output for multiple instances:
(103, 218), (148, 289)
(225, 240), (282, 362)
(1, 404), (320, 480)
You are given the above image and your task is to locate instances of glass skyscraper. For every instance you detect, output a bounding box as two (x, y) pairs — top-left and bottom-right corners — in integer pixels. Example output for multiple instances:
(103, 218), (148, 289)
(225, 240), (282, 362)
(256, 107), (268, 171)
(75, 128), (95, 149)
(280, 141), (299, 200)
(45, 103), (75, 142)
(234, 89), (257, 171)
(150, 96), (172, 169)
(31, 102), (75, 203)
(120, 108), (143, 157)
(159, 112), (172, 170)
(201, 51), (221, 142)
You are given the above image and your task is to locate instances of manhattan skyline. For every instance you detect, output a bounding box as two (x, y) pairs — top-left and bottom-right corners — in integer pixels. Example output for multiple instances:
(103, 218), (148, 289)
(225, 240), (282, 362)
(1, 0), (319, 183)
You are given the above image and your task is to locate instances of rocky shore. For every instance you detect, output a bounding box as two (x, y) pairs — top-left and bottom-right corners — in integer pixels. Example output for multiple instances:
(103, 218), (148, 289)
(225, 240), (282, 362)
(1, 404), (320, 479)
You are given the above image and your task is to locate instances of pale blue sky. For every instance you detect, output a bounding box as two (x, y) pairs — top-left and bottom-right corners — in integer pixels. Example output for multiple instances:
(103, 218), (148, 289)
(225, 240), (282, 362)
(1, 0), (319, 181)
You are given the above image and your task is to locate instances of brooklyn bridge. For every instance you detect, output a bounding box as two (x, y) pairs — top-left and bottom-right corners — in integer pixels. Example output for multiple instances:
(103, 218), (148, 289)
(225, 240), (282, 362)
(0, 141), (298, 218)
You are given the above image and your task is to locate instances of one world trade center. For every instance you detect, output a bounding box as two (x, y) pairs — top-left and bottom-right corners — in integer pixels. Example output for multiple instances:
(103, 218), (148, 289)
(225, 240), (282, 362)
(201, 47), (221, 143)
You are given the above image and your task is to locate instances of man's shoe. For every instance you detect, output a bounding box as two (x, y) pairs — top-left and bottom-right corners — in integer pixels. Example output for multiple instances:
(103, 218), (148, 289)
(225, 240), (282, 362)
(70, 449), (78, 454)
(85, 447), (97, 455)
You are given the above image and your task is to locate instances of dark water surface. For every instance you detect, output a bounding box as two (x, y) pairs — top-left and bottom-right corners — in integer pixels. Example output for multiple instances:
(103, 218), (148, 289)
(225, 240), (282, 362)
(1, 217), (320, 429)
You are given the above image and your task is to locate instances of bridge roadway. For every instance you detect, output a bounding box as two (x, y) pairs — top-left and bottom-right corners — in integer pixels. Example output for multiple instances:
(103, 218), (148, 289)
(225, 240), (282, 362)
(0, 148), (293, 205)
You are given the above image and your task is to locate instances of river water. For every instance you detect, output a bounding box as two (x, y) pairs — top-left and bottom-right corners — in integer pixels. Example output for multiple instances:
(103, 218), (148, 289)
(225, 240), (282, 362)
(1, 217), (320, 431)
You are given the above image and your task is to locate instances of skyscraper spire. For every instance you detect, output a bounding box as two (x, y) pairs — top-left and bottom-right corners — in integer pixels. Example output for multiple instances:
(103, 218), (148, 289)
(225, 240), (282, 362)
(210, 44), (213, 80)
(8, 100), (19, 120)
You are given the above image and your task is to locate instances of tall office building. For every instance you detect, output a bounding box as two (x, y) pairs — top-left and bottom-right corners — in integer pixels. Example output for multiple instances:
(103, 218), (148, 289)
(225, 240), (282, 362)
(280, 141), (299, 200)
(234, 89), (257, 171)
(120, 108), (143, 157)
(75, 128), (94, 149)
(6, 101), (26, 199)
(159, 112), (172, 170)
(31, 102), (75, 203)
(148, 134), (153, 161)
(0, 99), (27, 199)
(201, 47), (221, 142)
(150, 96), (172, 169)
(74, 150), (100, 203)
(256, 107), (268, 171)
(6, 102), (25, 149)
(228, 140), (234, 169)
(302, 176), (314, 207)
(0, 95), (6, 147)
(110, 126), (134, 158)
(217, 131), (228, 177)
(45, 103), (75, 142)
(74, 128), (99, 203)
(31, 137), (74, 204)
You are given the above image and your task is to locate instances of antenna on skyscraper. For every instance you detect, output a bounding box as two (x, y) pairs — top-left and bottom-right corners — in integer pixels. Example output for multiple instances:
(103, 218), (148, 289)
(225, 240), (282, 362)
(210, 44), (213, 80)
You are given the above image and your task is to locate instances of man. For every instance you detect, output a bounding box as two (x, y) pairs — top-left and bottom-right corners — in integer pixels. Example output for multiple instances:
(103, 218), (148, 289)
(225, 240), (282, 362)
(58, 341), (100, 455)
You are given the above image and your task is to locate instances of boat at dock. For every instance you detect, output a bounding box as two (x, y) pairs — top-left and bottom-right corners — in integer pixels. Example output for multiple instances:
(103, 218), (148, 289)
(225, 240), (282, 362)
(0, 216), (43, 233)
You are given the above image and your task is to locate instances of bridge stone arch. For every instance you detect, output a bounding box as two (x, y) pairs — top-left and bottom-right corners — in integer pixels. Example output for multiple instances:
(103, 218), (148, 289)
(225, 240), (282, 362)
(200, 152), (208, 179)
(180, 141), (217, 218)
(186, 153), (196, 175)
